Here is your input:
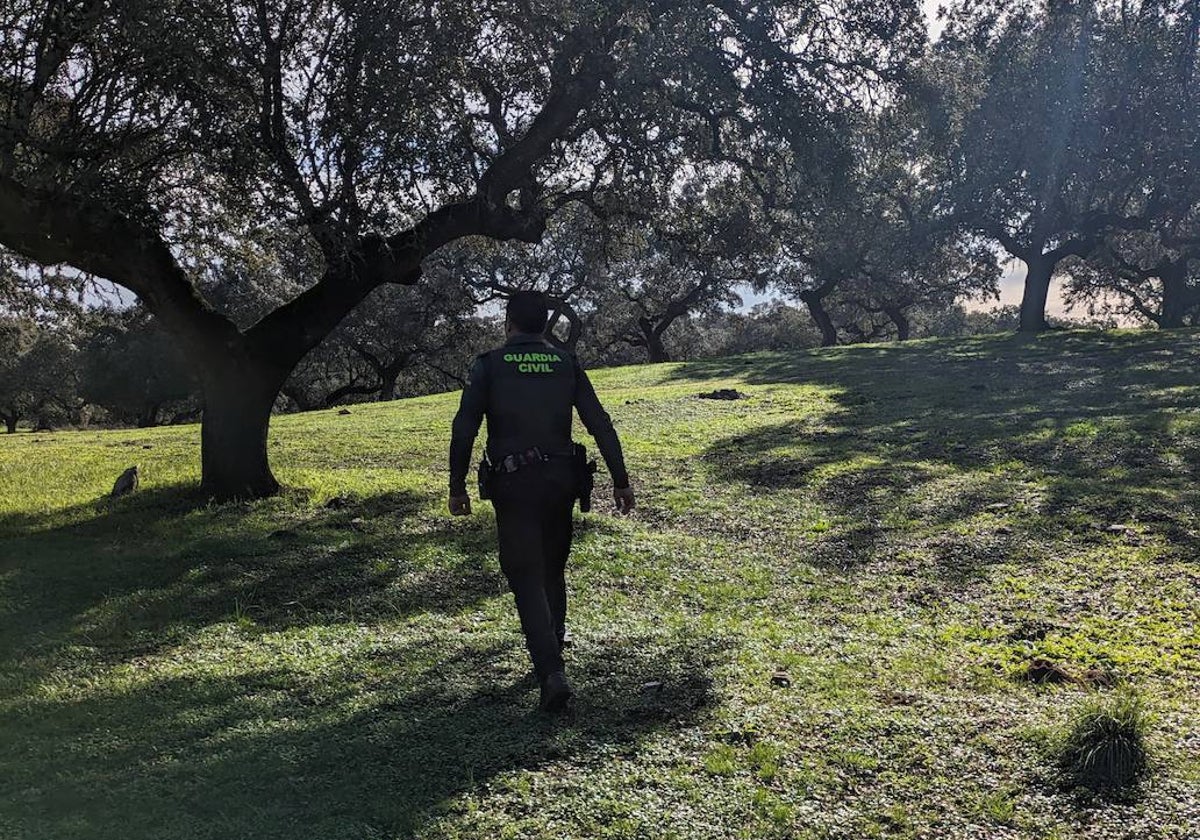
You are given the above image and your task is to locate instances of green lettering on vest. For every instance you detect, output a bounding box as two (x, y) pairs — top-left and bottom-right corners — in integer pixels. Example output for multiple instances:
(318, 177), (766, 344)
(504, 350), (563, 371)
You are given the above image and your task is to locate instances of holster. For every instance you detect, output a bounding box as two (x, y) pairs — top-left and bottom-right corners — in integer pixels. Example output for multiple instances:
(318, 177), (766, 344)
(572, 442), (598, 512)
(476, 458), (493, 500)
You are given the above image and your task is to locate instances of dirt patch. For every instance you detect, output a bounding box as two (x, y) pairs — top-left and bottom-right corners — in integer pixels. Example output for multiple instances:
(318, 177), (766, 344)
(1021, 658), (1076, 684)
(697, 389), (747, 401)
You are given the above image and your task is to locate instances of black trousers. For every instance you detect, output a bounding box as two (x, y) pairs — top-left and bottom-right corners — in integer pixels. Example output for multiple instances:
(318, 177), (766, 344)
(490, 459), (576, 681)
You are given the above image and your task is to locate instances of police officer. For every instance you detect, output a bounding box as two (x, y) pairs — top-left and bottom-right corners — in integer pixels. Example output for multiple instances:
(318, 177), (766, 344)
(448, 291), (635, 713)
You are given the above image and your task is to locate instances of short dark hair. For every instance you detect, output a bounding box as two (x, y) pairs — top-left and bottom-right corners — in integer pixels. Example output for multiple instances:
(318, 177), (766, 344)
(506, 291), (550, 334)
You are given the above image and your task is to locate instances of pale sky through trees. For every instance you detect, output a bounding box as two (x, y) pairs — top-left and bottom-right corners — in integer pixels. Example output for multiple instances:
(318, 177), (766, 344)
(736, 0), (1073, 320)
(924, 0), (947, 40)
(921, 0), (1081, 319)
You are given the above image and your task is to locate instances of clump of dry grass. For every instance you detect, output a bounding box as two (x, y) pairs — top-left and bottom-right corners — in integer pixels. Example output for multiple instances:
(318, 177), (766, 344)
(1058, 689), (1150, 791)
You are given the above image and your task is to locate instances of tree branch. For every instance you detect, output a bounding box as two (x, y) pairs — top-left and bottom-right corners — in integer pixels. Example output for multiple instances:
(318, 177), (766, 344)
(0, 175), (240, 355)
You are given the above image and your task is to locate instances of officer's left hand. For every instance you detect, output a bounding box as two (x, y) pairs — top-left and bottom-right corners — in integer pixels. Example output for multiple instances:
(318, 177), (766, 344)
(613, 486), (635, 515)
(449, 494), (473, 516)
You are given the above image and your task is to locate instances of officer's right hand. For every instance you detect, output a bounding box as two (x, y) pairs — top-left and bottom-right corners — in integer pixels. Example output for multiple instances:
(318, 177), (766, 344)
(449, 494), (472, 516)
(613, 486), (635, 515)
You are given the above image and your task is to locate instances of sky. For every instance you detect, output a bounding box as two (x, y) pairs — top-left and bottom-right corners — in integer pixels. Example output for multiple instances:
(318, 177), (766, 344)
(924, 0), (948, 40)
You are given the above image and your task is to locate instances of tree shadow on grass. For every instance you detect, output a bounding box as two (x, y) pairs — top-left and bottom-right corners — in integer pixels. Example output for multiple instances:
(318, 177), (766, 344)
(677, 332), (1200, 581)
(2, 630), (722, 840)
(1, 477), (689, 839)
(0, 484), (625, 700)
(0, 489), (454, 645)
(662, 330), (1200, 391)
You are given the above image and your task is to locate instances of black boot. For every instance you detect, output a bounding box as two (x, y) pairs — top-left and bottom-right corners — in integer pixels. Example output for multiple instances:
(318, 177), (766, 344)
(539, 670), (573, 713)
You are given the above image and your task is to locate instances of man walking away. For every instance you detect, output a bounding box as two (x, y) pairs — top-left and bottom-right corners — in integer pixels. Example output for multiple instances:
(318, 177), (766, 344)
(448, 291), (635, 713)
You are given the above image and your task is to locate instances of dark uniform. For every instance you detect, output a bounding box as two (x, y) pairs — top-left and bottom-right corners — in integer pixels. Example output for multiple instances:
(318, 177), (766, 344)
(449, 333), (629, 683)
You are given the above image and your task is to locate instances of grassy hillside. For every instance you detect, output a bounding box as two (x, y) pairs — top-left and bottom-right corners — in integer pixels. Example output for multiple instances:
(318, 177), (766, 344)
(2, 330), (1198, 839)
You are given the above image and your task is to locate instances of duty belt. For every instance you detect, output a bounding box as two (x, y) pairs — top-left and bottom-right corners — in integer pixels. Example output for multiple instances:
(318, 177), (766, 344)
(487, 446), (573, 474)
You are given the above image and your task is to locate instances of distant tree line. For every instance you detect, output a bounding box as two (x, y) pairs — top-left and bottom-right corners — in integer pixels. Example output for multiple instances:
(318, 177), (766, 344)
(0, 293), (1062, 436)
(0, 1), (1195, 491)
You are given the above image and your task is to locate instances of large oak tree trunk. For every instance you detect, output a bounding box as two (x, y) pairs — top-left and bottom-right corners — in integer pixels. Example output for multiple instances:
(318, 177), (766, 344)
(378, 360), (408, 401)
(137, 403), (161, 428)
(645, 333), (670, 363)
(800, 290), (838, 347)
(4, 415), (16, 434)
(1158, 263), (1191, 329)
(883, 305), (911, 341)
(642, 321), (671, 363)
(1019, 255), (1054, 333)
(200, 364), (285, 499)
(636, 317), (671, 363)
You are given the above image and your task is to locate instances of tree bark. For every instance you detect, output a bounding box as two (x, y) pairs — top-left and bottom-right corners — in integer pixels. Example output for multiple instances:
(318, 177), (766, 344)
(4, 415), (16, 434)
(199, 364), (285, 499)
(800, 290), (838, 347)
(883, 305), (911, 341)
(645, 333), (670, 363)
(1018, 255), (1055, 333)
(137, 403), (161, 428)
(638, 317), (671, 363)
(378, 360), (409, 401)
(1158, 262), (1191, 329)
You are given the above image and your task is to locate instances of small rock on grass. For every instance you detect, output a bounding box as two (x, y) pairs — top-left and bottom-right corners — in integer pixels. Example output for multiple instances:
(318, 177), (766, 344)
(1006, 620), (1057, 642)
(110, 466), (139, 498)
(770, 670), (792, 687)
(879, 689), (919, 706)
(719, 730), (758, 745)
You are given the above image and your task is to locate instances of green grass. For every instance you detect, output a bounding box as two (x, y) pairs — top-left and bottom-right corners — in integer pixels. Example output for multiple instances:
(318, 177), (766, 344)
(2, 329), (1199, 839)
